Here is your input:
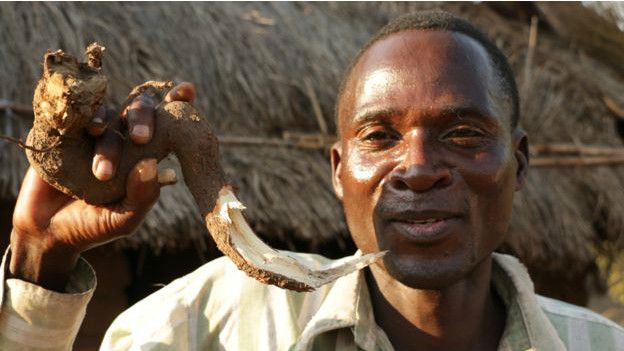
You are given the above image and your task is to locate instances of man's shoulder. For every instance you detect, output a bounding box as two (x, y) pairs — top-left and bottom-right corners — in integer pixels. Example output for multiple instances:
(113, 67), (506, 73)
(537, 294), (624, 330)
(537, 294), (624, 348)
(102, 251), (335, 347)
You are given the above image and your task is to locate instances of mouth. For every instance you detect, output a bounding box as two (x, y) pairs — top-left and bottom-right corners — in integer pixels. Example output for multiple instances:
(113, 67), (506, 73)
(386, 211), (463, 245)
(402, 218), (445, 224)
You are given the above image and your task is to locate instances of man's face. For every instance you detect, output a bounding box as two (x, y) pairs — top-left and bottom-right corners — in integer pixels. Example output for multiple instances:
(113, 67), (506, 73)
(332, 30), (528, 288)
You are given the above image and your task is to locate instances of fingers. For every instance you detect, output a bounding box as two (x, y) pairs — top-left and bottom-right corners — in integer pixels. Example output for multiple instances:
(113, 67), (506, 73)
(89, 82), (196, 183)
(99, 161), (177, 241)
(86, 106), (109, 137)
(122, 82), (195, 145)
(125, 95), (157, 145)
(164, 82), (195, 103)
(92, 118), (122, 181)
(121, 159), (160, 213)
(86, 159), (160, 244)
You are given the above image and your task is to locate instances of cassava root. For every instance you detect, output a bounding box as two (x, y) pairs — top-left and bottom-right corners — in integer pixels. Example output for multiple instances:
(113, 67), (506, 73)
(26, 43), (385, 291)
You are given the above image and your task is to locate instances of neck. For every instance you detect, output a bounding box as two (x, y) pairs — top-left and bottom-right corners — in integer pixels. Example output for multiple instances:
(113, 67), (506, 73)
(366, 256), (505, 351)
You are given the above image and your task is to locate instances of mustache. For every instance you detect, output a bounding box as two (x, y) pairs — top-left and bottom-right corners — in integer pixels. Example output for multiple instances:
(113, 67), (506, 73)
(375, 189), (469, 219)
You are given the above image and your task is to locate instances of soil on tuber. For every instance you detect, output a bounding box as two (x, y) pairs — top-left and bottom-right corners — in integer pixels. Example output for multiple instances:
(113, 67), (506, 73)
(26, 43), (385, 292)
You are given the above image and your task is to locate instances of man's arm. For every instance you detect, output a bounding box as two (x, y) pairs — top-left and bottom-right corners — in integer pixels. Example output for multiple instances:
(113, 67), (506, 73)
(9, 159), (160, 291)
(0, 83), (196, 350)
(0, 248), (95, 350)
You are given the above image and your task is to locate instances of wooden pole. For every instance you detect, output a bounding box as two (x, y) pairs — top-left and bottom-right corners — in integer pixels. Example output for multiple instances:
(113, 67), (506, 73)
(531, 155), (624, 167)
(522, 15), (539, 93)
(0, 101), (33, 118)
(530, 143), (624, 156)
(4, 102), (624, 167)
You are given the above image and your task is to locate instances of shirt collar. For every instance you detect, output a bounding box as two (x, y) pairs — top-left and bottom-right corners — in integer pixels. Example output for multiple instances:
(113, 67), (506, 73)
(492, 253), (566, 351)
(295, 258), (361, 351)
(296, 252), (566, 351)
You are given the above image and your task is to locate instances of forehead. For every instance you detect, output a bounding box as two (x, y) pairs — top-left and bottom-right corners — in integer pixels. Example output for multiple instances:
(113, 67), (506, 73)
(339, 30), (505, 128)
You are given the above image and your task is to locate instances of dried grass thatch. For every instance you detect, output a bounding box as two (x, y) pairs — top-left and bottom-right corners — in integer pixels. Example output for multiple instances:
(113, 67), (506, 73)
(1, 2), (624, 287)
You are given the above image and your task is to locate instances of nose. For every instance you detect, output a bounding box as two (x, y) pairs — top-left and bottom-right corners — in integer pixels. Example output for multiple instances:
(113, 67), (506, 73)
(388, 131), (452, 192)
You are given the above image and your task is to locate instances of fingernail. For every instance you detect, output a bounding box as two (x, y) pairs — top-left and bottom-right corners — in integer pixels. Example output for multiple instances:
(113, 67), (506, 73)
(158, 168), (177, 185)
(95, 159), (114, 180)
(92, 106), (107, 126)
(139, 159), (157, 182)
(132, 125), (150, 140)
(87, 125), (106, 136)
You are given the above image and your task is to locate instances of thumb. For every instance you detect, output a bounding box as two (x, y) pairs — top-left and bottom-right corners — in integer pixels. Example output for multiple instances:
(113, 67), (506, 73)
(104, 159), (160, 240)
(164, 82), (195, 103)
(122, 158), (160, 211)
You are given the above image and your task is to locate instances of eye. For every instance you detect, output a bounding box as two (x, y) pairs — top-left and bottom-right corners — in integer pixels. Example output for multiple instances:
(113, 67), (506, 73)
(445, 127), (484, 138)
(364, 130), (393, 141)
(357, 126), (399, 148)
(442, 126), (488, 147)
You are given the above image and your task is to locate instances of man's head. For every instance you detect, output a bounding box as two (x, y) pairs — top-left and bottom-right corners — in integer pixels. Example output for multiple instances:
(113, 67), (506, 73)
(331, 11), (529, 289)
(335, 10), (520, 131)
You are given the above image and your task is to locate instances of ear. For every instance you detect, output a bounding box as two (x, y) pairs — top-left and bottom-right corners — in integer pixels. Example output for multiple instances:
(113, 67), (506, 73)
(330, 142), (344, 201)
(512, 129), (529, 191)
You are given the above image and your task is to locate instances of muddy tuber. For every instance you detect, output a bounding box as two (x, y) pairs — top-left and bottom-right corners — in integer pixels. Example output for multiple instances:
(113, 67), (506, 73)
(26, 43), (385, 292)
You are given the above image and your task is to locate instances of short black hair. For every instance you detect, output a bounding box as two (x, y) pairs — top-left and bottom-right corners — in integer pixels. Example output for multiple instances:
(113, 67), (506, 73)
(335, 10), (519, 129)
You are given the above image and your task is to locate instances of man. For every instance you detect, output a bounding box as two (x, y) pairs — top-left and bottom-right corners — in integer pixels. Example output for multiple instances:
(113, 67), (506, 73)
(2, 10), (623, 351)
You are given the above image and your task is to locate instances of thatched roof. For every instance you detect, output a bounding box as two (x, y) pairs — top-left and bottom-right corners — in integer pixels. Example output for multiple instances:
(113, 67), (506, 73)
(1, 2), (624, 282)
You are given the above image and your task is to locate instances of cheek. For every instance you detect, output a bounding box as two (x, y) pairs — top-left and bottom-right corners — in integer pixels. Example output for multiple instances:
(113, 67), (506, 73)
(461, 146), (517, 248)
(347, 154), (378, 186)
(342, 148), (397, 195)
(457, 141), (517, 193)
(463, 148), (514, 191)
(340, 148), (397, 251)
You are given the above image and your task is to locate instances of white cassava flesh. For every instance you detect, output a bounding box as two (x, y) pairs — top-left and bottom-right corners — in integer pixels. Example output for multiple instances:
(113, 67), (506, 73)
(207, 187), (387, 291)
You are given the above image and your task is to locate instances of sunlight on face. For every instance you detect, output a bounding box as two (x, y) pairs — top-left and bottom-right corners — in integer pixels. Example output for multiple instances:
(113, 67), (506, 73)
(361, 68), (396, 100)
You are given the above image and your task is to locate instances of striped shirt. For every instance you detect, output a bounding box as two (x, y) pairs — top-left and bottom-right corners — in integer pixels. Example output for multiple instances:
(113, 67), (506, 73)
(0, 250), (623, 350)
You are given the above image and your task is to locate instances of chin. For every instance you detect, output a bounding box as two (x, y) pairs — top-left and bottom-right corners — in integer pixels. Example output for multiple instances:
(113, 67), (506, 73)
(382, 251), (480, 289)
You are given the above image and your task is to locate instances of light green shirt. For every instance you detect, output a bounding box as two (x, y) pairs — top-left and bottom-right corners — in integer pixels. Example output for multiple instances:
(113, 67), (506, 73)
(0, 250), (623, 350)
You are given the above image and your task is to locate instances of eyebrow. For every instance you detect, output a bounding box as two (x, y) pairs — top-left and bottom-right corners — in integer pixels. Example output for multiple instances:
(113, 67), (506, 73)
(351, 107), (401, 126)
(350, 105), (496, 126)
(438, 106), (496, 121)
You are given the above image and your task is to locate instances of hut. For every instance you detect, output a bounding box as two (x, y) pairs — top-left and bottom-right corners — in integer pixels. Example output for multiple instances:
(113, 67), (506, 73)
(1, 2), (624, 348)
